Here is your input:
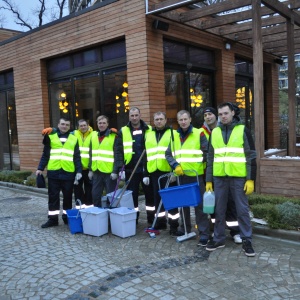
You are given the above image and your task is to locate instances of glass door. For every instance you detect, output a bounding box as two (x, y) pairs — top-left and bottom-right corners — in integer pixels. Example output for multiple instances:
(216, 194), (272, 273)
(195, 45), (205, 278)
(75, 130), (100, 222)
(235, 76), (254, 135)
(0, 90), (19, 170)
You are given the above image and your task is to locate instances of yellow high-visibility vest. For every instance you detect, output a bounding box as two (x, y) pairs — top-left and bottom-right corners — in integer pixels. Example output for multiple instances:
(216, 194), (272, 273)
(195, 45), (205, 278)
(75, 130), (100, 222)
(211, 125), (246, 177)
(48, 133), (77, 172)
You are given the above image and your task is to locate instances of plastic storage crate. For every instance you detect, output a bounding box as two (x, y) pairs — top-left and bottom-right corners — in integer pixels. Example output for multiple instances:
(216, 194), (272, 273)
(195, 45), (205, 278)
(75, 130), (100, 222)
(109, 207), (137, 238)
(107, 189), (134, 208)
(80, 207), (108, 237)
(158, 182), (201, 210)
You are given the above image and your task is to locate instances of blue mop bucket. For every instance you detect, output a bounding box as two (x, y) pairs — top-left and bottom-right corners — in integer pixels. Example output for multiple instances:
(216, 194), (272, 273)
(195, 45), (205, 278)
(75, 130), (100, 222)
(66, 209), (83, 234)
(159, 182), (201, 210)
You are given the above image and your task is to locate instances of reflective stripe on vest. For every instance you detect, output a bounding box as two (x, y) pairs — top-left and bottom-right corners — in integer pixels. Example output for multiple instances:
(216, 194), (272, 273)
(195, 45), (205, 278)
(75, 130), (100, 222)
(91, 133), (116, 173)
(211, 125), (246, 177)
(74, 130), (94, 169)
(145, 130), (172, 173)
(48, 133), (77, 172)
(172, 128), (204, 175)
(122, 127), (135, 165)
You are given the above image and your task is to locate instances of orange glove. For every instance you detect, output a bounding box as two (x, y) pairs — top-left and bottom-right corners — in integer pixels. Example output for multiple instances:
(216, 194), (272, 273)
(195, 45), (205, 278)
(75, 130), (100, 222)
(110, 128), (118, 134)
(244, 180), (254, 195)
(42, 127), (53, 135)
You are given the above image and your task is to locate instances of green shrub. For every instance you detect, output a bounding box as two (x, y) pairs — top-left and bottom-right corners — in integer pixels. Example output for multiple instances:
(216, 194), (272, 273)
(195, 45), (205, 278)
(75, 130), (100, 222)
(25, 175), (38, 187)
(0, 170), (32, 182)
(276, 202), (300, 229)
(249, 193), (300, 230)
(250, 203), (275, 219)
(264, 207), (284, 230)
(248, 193), (300, 206)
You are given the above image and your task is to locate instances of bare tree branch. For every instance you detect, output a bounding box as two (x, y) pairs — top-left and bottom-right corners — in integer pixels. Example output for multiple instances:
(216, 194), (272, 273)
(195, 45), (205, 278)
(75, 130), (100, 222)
(0, 0), (67, 31)
(56, 0), (67, 19)
(38, 0), (46, 27)
(1, 0), (33, 30)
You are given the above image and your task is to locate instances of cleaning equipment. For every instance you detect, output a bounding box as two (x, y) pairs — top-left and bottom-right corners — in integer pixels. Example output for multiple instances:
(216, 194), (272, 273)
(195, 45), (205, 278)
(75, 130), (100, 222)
(112, 149), (146, 208)
(158, 170), (201, 242)
(108, 165), (125, 208)
(66, 199), (83, 234)
(144, 173), (172, 238)
(167, 126), (199, 242)
(203, 191), (215, 214)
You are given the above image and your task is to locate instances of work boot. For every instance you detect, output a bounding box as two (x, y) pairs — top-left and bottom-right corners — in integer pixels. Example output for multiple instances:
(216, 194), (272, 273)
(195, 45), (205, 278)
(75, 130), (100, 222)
(242, 240), (256, 257)
(41, 219), (58, 228)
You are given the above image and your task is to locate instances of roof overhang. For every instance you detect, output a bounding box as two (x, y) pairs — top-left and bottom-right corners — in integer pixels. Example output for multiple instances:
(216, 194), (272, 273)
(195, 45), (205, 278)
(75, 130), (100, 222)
(145, 0), (300, 58)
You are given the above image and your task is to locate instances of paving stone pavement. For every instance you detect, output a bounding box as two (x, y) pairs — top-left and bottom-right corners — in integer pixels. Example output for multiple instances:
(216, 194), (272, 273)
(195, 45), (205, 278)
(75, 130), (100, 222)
(0, 185), (300, 300)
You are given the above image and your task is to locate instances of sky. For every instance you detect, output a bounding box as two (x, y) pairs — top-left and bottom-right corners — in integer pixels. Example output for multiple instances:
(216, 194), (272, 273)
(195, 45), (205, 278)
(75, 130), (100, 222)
(0, 0), (68, 31)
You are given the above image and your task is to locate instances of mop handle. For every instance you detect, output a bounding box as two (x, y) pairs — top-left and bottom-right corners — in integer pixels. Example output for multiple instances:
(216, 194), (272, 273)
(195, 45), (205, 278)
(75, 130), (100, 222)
(109, 164), (125, 207)
(113, 148), (146, 207)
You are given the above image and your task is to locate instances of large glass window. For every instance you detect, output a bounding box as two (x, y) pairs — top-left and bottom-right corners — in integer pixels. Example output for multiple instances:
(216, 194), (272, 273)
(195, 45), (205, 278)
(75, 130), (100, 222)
(74, 73), (101, 128)
(235, 77), (254, 135)
(164, 40), (215, 128)
(164, 71), (186, 129)
(47, 40), (127, 130)
(103, 68), (127, 129)
(49, 79), (73, 127)
(235, 58), (255, 135)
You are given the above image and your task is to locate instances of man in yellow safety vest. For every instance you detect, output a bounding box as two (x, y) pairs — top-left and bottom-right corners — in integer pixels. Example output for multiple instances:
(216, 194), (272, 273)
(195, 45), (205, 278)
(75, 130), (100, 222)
(205, 102), (257, 257)
(36, 117), (82, 228)
(165, 110), (210, 246)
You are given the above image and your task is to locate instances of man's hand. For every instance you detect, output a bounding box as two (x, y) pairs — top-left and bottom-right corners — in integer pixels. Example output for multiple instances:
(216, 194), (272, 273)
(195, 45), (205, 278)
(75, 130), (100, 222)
(74, 173), (82, 185)
(110, 173), (118, 180)
(42, 127), (52, 135)
(244, 180), (254, 195)
(206, 182), (213, 192)
(119, 171), (125, 181)
(143, 177), (150, 185)
(36, 170), (43, 176)
(170, 174), (177, 183)
(88, 171), (93, 180)
(174, 165), (184, 176)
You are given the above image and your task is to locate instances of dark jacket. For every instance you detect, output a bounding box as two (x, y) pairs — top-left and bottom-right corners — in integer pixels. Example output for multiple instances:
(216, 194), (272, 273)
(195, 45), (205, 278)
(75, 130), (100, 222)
(37, 130), (82, 180)
(114, 119), (150, 174)
(206, 116), (257, 182)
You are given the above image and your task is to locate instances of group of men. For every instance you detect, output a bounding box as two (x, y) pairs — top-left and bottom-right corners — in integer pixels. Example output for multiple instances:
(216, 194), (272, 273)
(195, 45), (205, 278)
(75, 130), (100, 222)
(36, 102), (257, 257)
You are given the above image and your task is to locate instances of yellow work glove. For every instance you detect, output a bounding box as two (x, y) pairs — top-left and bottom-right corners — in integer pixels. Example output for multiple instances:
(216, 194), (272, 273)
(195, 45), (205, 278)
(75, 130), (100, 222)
(206, 182), (213, 192)
(174, 165), (184, 176)
(42, 127), (52, 135)
(244, 180), (254, 195)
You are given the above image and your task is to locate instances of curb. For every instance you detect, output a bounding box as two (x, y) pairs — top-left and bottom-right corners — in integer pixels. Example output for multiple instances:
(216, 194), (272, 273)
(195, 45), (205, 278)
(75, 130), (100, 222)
(1, 181), (300, 243)
(0, 181), (48, 196)
(253, 224), (300, 243)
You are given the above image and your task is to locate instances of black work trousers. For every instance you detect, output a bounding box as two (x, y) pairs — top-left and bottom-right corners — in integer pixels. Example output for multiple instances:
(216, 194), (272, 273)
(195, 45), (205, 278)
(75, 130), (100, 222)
(125, 171), (154, 221)
(73, 169), (93, 206)
(48, 178), (73, 221)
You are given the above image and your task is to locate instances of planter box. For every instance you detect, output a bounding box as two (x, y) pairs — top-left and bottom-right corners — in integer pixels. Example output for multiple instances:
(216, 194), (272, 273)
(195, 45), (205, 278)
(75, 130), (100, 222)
(260, 158), (300, 197)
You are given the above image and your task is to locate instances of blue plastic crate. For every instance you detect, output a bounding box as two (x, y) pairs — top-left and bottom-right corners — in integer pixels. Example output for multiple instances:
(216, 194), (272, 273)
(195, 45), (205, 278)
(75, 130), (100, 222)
(158, 183), (202, 210)
(66, 209), (83, 234)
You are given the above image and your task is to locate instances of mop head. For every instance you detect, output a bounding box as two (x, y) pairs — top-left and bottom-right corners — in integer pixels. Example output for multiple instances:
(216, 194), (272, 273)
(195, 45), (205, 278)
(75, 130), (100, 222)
(176, 231), (196, 243)
(144, 228), (160, 235)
